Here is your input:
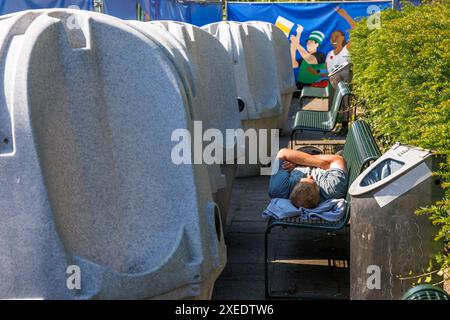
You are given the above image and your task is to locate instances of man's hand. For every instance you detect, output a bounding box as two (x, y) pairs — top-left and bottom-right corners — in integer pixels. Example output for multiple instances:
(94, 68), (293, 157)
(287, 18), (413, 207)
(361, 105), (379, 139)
(335, 6), (345, 15)
(290, 24), (303, 48)
(289, 35), (296, 44)
(282, 160), (297, 172)
(335, 6), (356, 29)
(290, 33), (300, 49)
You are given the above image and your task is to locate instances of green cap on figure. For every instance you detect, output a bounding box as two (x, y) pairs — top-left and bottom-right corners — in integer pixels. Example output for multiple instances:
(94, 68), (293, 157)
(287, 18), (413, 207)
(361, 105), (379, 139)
(307, 30), (325, 45)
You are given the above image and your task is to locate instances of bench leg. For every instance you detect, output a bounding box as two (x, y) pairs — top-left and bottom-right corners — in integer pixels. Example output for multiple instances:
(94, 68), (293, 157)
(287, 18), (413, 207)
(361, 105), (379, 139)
(264, 222), (348, 300)
(290, 128), (302, 149)
(351, 94), (357, 121)
(290, 129), (295, 149)
(264, 223), (273, 299)
(299, 96), (304, 110)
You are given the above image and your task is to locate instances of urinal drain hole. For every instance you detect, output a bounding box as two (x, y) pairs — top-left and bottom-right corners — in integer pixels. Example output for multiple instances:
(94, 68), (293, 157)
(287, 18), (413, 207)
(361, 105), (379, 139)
(237, 98), (245, 112)
(214, 205), (222, 242)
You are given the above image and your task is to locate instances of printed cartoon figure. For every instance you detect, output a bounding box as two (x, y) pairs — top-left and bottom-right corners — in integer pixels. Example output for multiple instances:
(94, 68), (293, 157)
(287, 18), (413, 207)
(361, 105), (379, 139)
(326, 7), (356, 75)
(290, 25), (327, 90)
(326, 7), (357, 134)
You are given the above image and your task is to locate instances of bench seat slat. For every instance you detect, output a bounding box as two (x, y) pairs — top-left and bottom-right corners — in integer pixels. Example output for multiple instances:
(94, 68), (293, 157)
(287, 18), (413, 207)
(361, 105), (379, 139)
(292, 82), (352, 139)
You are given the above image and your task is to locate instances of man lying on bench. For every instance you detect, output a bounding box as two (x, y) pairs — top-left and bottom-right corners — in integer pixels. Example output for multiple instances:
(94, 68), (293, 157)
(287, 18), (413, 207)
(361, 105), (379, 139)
(269, 148), (348, 209)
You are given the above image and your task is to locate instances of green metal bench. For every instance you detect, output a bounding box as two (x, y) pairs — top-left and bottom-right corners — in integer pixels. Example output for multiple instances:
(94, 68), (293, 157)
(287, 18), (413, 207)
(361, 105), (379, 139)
(291, 82), (355, 148)
(299, 85), (330, 108)
(402, 284), (449, 300)
(265, 120), (381, 299)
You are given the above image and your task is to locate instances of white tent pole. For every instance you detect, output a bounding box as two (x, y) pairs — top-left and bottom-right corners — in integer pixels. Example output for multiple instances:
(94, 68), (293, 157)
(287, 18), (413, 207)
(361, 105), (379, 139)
(93, 0), (104, 13)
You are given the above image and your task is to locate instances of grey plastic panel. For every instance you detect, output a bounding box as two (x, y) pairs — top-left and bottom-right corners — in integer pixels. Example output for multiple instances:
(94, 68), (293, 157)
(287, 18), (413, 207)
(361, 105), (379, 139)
(0, 9), (225, 300)
(202, 21), (283, 122)
(203, 21), (284, 177)
(127, 20), (242, 220)
(243, 21), (296, 131)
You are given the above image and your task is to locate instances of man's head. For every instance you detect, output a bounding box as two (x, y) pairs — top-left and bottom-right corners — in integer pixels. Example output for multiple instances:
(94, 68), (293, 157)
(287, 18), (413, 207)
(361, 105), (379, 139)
(306, 30), (325, 53)
(289, 175), (320, 209)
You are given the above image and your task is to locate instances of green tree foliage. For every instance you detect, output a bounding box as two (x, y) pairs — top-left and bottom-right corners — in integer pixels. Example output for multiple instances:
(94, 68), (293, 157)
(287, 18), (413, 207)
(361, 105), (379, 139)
(351, 1), (450, 281)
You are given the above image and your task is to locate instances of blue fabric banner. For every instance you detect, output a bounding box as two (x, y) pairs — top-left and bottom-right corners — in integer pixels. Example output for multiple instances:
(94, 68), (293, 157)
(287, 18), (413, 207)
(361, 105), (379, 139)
(0, 0), (222, 26)
(143, 0), (222, 26)
(103, 0), (137, 20)
(227, 1), (392, 82)
(0, 0), (93, 15)
(103, 0), (222, 26)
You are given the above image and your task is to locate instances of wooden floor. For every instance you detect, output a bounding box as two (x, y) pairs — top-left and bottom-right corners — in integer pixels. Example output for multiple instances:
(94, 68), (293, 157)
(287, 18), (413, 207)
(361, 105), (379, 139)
(212, 96), (349, 300)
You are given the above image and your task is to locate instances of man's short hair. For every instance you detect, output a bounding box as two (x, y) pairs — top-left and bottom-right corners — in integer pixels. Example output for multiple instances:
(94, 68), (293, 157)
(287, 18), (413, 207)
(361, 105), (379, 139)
(289, 182), (320, 209)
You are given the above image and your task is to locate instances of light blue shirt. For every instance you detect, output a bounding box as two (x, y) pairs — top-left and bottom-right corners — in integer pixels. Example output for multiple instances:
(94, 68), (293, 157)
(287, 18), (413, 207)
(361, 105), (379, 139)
(268, 159), (349, 201)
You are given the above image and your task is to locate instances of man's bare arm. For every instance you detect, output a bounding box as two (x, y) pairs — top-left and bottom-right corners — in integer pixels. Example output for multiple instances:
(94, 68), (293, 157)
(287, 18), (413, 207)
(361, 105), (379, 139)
(336, 7), (356, 48)
(337, 7), (356, 29)
(277, 148), (347, 171)
(298, 46), (319, 65)
(314, 154), (347, 171)
(277, 148), (329, 170)
(290, 43), (299, 68)
(289, 24), (318, 66)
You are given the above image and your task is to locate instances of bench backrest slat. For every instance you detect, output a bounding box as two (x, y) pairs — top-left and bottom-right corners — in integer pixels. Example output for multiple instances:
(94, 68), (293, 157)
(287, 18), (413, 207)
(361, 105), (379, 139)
(328, 81), (351, 123)
(342, 120), (381, 202)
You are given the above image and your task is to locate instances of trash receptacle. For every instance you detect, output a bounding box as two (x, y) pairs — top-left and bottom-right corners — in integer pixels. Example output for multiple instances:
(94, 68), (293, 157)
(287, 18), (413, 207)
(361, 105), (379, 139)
(0, 9), (225, 300)
(349, 143), (444, 300)
(203, 21), (282, 177)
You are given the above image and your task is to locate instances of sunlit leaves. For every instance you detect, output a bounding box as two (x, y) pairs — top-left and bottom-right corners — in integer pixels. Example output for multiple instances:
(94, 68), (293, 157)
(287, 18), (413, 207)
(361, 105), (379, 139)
(351, 1), (450, 277)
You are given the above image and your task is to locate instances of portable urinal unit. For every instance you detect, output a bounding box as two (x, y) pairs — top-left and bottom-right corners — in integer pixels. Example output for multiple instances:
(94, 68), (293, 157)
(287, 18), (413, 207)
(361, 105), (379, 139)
(244, 21), (296, 134)
(203, 21), (283, 177)
(128, 20), (243, 224)
(0, 9), (226, 300)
